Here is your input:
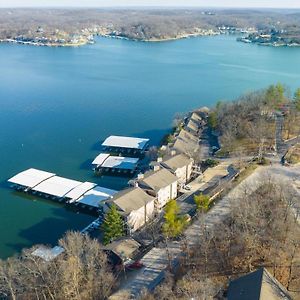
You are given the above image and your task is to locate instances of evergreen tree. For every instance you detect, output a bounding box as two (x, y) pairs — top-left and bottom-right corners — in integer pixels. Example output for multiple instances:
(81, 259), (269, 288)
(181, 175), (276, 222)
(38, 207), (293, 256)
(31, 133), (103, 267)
(102, 205), (125, 245)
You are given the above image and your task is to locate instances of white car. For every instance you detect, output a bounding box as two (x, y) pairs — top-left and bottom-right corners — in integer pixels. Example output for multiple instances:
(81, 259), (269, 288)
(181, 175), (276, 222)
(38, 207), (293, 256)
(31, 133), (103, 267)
(184, 185), (192, 191)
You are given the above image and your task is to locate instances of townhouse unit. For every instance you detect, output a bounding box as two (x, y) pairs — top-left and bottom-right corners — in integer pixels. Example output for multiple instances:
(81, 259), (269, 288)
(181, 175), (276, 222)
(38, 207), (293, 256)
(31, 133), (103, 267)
(137, 168), (178, 210)
(160, 153), (194, 185)
(105, 187), (155, 232)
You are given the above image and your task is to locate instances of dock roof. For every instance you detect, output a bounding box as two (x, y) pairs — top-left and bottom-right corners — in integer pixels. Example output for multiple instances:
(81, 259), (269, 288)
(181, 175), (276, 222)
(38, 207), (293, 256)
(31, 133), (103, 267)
(102, 136), (149, 150)
(112, 187), (155, 213)
(65, 181), (96, 201)
(139, 168), (178, 192)
(92, 153), (139, 170)
(32, 176), (82, 198)
(102, 156), (139, 170)
(8, 168), (55, 188)
(77, 186), (117, 208)
(92, 153), (110, 166)
(32, 246), (64, 262)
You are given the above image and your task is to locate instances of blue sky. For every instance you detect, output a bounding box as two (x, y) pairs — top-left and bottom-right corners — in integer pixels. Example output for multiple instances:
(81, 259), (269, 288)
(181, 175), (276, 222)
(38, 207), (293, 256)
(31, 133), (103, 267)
(0, 0), (300, 8)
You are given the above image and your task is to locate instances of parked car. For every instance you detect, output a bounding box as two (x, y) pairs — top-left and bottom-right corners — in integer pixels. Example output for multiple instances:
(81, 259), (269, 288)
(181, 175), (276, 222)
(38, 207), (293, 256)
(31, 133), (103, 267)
(184, 185), (192, 191)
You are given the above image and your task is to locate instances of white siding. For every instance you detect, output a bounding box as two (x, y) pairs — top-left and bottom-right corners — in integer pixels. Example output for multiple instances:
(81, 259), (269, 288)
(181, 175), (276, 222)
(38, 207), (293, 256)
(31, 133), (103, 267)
(156, 181), (178, 209)
(126, 200), (155, 232)
(174, 162), (193, 184)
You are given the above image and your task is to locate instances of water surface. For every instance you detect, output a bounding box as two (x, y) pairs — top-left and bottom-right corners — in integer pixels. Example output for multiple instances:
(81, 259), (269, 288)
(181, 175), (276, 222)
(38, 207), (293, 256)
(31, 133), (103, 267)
(1, 35), (300, 258)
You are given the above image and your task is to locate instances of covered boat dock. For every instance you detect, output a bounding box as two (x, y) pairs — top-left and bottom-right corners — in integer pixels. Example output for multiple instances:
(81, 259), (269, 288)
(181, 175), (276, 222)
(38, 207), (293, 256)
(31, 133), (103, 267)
(101, 135), (149, 155)
(75, 186), (118, 209)
(92, 153), (139, 175)
(32, 176), (83, 200)
(8, 168), (55, 191)
(8, 168), (117, 210)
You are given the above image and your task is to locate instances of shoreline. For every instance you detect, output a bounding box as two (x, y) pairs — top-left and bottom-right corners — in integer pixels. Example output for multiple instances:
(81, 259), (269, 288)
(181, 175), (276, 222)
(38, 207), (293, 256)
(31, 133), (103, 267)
(101, 31), (220, 43)
(237, 37), (300, 48)
(0, 31), (221, 48)
(0, 38), (93, 47)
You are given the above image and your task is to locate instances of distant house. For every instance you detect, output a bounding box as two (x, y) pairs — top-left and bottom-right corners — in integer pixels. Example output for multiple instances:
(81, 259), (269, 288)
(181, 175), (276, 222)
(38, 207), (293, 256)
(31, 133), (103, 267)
(106, 187), (155, 232)
(227, 268), (292, 300)
(161, 153), (194, 184)
(137, 168), (178, 210)
(172, 129), (199, 156)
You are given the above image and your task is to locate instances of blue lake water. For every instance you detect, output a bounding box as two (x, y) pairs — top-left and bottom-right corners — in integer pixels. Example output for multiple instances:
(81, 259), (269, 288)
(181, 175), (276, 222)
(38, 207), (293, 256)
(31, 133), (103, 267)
(0, 35), (300, 259)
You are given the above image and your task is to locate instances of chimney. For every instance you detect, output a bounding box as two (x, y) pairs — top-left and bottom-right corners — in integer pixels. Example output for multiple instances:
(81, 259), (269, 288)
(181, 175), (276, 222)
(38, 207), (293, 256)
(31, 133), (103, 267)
(157, 157), (163, 163)
(137, 173), (144, 180)
(171, 150), (176, 156)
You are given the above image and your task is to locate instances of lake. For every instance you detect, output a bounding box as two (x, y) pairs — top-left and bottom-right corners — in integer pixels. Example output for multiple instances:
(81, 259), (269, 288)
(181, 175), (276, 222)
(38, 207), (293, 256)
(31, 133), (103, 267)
(0, 35), (300, 259)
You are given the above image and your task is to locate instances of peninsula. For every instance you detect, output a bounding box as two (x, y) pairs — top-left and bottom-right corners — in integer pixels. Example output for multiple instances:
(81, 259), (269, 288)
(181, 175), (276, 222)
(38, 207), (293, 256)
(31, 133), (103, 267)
(1, 8), (300, 47)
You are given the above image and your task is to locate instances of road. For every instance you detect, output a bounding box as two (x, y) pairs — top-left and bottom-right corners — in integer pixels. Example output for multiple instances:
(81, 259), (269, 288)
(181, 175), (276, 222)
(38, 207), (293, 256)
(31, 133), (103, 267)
(275, 113), (300, 160)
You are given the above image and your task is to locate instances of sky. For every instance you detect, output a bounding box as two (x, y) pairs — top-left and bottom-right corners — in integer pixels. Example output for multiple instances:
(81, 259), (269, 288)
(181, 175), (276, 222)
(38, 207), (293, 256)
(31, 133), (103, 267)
(0, 0), (300, 8)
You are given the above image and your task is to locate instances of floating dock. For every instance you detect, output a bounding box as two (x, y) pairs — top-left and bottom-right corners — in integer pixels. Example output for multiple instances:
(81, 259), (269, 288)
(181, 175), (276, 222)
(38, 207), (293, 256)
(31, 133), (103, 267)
(8, 168), (117, 210)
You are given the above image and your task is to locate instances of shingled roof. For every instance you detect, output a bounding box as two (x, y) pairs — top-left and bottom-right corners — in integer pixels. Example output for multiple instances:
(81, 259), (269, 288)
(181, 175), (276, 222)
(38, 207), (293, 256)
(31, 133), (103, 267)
(139, 168), (178, 192)
(172, 129), (199, 154)
(227, 268), (292, 300)
(111, 187), (155, 214)
(162, 153), (193, 170)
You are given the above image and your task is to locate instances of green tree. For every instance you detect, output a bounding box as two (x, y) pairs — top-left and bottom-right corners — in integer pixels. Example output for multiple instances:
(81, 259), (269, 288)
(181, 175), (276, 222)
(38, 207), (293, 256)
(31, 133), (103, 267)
(294, 88), (300, 111)
(194, 193), (210, 212)
(208, 111), (218, 129)
(265, 83), (286, 108)
(102, 205), (125, 245)
(163, 199), (187, 238)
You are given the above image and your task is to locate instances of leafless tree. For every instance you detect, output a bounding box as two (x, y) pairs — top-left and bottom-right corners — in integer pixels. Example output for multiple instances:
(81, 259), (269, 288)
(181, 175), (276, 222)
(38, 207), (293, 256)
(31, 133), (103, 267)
(0, 231), (116, 300)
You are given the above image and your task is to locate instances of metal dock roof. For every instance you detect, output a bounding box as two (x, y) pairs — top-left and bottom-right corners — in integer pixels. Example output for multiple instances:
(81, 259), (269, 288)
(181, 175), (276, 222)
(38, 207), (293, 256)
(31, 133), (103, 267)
(8, 168), (55, 188)
(32, 176), (82, 198)
(76, 186), (117, 208)
(65, 181), (97, 201)
(102, 136), (149, 150)
(93, 154), (139, 170)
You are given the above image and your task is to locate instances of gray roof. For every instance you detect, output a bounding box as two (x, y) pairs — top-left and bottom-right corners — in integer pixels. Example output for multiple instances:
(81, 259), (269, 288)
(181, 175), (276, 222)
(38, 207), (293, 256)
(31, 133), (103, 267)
(186, 119), (199, 132)
(112, 187), (155, 213)
(162, 154), (193, 171)
(172, 129), (199, 154)
(139, 168), (178, 192)
(104, 237), (140, 261)
(190, 111), (203, 123)
(227, 268), (292, 300)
